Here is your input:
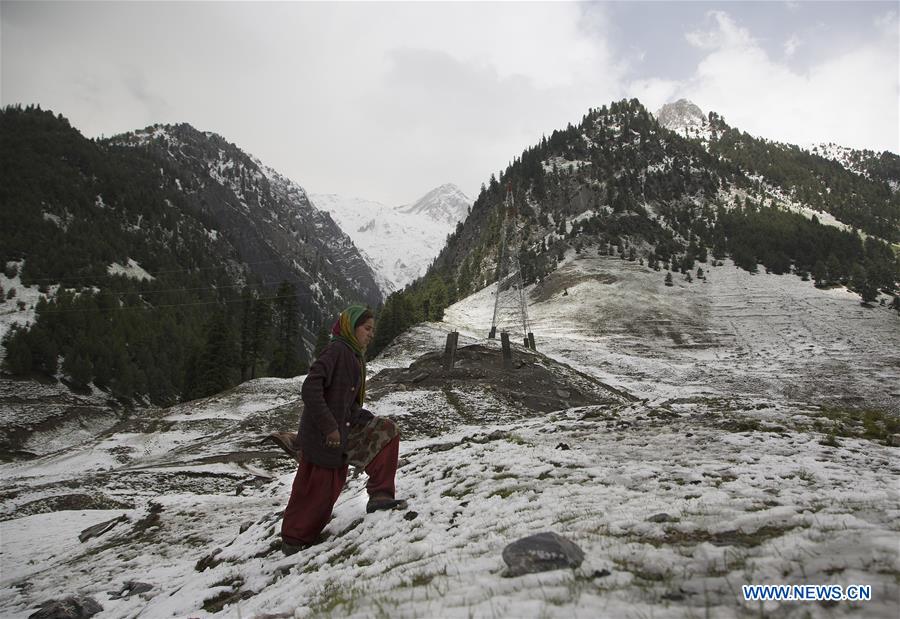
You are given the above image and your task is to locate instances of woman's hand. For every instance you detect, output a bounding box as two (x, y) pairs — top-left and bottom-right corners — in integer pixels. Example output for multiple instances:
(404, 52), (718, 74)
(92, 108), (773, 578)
(325, 430), (341, 449)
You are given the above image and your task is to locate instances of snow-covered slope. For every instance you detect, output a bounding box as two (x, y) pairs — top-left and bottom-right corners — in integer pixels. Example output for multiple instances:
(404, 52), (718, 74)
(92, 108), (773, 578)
(311, 184), (471, 295)
(2, 248), (898, 618)
(395, 183), (471, 225)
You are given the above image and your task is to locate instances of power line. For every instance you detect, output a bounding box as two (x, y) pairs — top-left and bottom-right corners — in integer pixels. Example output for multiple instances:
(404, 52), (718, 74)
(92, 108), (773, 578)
(9, 256), (317, 283)
(29, 293), (321, 315)
(26, 279), (316, 300)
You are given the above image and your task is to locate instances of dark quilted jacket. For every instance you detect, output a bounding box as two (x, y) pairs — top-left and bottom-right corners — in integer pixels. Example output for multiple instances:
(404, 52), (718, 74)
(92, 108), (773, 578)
(298, 340), (374, 468)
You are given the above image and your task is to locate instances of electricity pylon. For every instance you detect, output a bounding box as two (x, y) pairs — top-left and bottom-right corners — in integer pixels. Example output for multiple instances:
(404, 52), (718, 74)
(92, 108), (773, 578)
(489, 185), (535, 350)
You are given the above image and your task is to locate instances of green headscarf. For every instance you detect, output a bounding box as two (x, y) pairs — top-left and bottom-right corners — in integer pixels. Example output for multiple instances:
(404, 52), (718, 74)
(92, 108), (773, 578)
(330, 304), (371, 405)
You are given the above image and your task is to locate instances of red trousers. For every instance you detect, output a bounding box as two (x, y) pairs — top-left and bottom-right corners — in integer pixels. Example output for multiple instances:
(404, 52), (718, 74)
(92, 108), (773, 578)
(281, 435), (399, 545)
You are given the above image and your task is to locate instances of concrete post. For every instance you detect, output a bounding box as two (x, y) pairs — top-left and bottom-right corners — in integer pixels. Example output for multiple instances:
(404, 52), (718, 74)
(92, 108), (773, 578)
(443, 331), (459, 371)
(501, 332), (512, 369)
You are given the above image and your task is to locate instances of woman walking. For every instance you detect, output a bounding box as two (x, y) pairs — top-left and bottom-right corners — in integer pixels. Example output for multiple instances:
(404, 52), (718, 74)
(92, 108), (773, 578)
(281, 305), (404, 555)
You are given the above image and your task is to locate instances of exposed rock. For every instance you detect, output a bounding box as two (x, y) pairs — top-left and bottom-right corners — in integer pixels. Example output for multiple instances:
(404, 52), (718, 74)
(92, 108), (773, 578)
(502, 532), (585, 577)
(195, 548), (223, 572)
(648, 513), (672, 523)
(79, 515), (128, 542)
(13, 494), (133, 521)
(108, 581), (153, 600)
(28, 596), (102, 619)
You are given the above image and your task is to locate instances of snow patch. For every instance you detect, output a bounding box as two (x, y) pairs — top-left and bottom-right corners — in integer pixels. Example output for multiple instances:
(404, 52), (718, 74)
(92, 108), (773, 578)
(106, 258), (155, 281)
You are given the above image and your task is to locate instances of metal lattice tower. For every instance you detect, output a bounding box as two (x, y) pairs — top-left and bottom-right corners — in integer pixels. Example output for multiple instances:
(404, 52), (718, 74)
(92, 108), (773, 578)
(489, 186), (535, 349)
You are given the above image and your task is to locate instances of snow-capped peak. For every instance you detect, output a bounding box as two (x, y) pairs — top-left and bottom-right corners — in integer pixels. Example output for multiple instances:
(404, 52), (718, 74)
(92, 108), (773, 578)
(395, 183), (471, 225)
(655, 99), (712, 143)
(310, 185), (472, 295)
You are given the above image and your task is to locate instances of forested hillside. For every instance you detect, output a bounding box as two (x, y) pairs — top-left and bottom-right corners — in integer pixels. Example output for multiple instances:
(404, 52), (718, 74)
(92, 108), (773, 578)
(372, 99), (899, 356)
(0, 106), (377, 404)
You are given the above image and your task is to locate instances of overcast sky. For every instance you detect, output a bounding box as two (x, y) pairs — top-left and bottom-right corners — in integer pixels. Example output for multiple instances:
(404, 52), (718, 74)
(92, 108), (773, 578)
(2, 1), (897, 206)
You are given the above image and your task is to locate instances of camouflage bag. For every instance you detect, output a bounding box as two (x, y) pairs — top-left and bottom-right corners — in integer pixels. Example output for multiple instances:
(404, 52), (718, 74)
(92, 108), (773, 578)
(265, 416), (399, 469)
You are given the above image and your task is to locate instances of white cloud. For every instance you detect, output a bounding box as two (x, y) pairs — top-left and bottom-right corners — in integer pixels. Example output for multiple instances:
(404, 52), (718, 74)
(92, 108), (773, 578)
(685, 11), (755, 51)
(784, 35), (802, 57)
(670, 10), (899, 152)
(627, 78), (681, 115)
(1, 2), (896, 210)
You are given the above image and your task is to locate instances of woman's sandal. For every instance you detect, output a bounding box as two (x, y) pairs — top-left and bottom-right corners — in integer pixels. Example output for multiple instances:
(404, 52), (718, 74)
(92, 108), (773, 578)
(365, 498), (408, 514)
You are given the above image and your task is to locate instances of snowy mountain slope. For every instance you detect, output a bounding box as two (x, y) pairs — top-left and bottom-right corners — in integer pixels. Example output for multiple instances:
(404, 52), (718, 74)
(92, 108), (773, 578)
(1, 249), (898, 618)
(113, 123), (384, 315)
(311, 184), (471, 295)
(656, 99), (899, 234)
(808, 143), (900, 192)
(395, 183), (471, 225)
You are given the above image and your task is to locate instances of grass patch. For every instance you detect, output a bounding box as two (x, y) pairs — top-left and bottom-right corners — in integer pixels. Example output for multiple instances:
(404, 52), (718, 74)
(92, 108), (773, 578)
(329, 543), (360, 565)
(487, 487), (517, 499)
(819, 433), (841, 447)
(661, 523), (800, 548)
(202, 577), (253, 613)
(309, 583), (361, 616)
(506, 433), (533, 446)
(721, 418), (762, 433)
(441, 485), (474, 499)
(493, 472), (518, 481)
(813, 407), (899, 444)
(409, 573), (435, 587)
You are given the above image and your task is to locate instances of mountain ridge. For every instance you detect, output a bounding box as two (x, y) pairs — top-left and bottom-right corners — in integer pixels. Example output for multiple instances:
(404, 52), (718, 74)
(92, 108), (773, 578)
(0, 106), (382, 409)
(310, 184), (471, 294)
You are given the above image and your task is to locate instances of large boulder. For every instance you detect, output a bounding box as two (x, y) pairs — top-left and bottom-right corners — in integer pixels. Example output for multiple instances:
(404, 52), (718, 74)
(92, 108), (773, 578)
(28, 596), (102, 619)
(501, 532), (585, 577)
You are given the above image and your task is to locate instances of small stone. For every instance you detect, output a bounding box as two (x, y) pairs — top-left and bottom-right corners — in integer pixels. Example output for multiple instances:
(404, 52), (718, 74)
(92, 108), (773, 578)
(555, 443), (571, 451)
(404, 511), (419, 521)
(29, 596), (102, 619)
(648, 513), (672, 523)
(502, 532), (585, 577)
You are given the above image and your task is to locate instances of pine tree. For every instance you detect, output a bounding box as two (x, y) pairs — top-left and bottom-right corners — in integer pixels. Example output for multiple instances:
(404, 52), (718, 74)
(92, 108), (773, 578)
(269, 281), (305, 377)
(812, 260), (827, 287)
(314, 321), (331, 359)
(1, 326), (32, 374)
(665, 272), (673, 287)
(239, 289), (255, 381)
(248, 299), (271, 380)
(62, 351), (92, 388)
(890, 296), (900, 314)
(852, 265), (879, 305)
(193, 310), (238, 398)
